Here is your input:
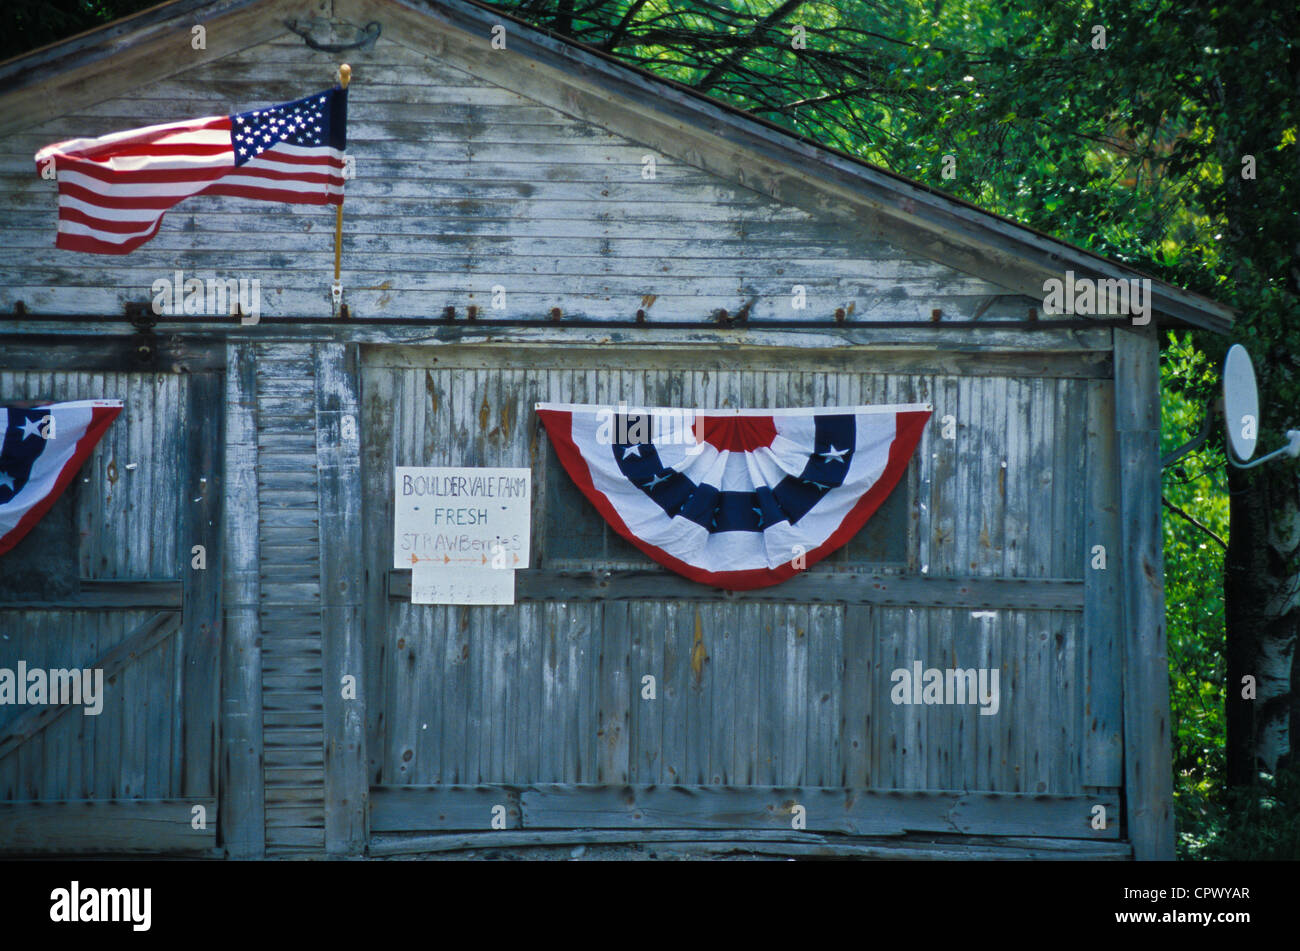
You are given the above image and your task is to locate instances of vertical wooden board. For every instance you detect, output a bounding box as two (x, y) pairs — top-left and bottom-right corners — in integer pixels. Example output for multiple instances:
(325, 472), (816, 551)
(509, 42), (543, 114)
(133, 638), (157, 797)
(436, 606), (466, 785)
(387, 605), (421, 783)
(704, 602), (735, 785)
(118, 374), (139, 577)
(66, 649), (89, 799)
(128, 374), (150, 576)
(978, 378), (1008, 576)
(422, 607), (448, 784)
(924, 607), (946, 790)
(316, 343), (367, 854)
(1029, 379), (1057, 580)
(515, 603), (541, 782)
(840, 605), (871, 787)
(100, 615), (126, 799)
(0, 731), (15, 799)
(999, 378), (1025, 578)
(537, 601), (562, 785)
(973, 608), (996, 792)
(597, 601), (632, 784)
(568, 602), (597, 784)
(1055, 610), (1082, 793)
(33, 628), (61, 801)
(754, 602), (782, 785)
(464, 606), (486, 784)
(146, 637), (174, 799)
(804, 603), (840, 787)
(41, 709), (72, 802)
(222, 342), (263, 855)
(681, 604), (711, 785)
(903, 606), (928, 790)
(780, 604), (809, 786)
(948, 377), (971, 577)
(928, 375), (959, 577)
(490, 603), (515, 785)
(179, 371), (222, 798)
(1082, 382), (1123, 786)
(1052, 381), (1081, 579)
(626, 602), (660, 783)
(948, 608), (972, 792)
(910, 373), (932, 574)
(104, 374), (132, 579)
(732, 601), (761, 786)
(728, 600), (755, 784)
(481, 603), (503, 783)
(360, 365), (392, 784)
(871, 607), (895, 789)
(1028, 612), (1052, 794)
(118, 639), (144, 797)
(80, 372), (106, 579)
(659, 600), (689, 785)
(147, 376), (167, 576)
(17, 730), (41, 800)
(1022, 610), (1047, 794)
(1114, 327), (1174, 860)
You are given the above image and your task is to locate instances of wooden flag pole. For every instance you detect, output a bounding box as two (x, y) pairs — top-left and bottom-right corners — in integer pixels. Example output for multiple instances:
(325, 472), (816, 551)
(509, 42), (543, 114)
(332, 63), (351, 311)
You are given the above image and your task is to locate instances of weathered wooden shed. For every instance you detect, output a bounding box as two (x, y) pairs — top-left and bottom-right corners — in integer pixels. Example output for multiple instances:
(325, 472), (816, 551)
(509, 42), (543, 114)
(0, 0), (1233, 860)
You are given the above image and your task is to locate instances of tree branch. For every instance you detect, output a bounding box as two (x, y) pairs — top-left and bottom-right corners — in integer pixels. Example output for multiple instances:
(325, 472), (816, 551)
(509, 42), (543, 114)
(1164, 495), (1229, 551)
(695, 0), (809, 92)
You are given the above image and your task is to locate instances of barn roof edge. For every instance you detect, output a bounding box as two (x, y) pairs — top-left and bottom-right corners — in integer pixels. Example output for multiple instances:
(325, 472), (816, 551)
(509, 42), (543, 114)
(0, 0), (1235, 333)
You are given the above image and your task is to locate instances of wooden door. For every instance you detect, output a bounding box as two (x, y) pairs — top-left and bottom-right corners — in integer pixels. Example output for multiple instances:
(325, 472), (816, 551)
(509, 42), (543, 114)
(360, 343), (1119, 845)
(0, 338), (223, 854)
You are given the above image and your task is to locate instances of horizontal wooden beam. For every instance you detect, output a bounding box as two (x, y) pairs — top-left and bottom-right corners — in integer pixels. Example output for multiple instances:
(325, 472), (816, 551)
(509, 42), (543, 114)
(0, 335), (224, 372)
(370, 828), (1131, 860)
(0, 579), (182, 610)
(0, 799), (217, 854)
(370, 784), (1119, 840)
(364, 343), (1112, 379)
(387, 569), (1084, 609)
(0, 611), (180, 762)
(0, 321), (1113, 353)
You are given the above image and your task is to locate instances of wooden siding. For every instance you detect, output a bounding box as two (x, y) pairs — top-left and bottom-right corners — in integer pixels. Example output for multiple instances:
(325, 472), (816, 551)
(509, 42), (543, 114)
(0, 370), (189, 805)
(0, 36), (1038, 323)
(361, 346), (1106, 805)
(0, 370), (183, 579)
(255, 343), (327, 853)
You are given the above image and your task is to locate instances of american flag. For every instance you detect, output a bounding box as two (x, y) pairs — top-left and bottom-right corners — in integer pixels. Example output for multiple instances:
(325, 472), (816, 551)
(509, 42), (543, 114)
(34, 87), (347, 254)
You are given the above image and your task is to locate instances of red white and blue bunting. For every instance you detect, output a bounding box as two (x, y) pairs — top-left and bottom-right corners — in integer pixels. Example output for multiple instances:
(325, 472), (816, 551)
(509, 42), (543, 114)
(536, 402), (931, 590)
(0, 399), (123, 557)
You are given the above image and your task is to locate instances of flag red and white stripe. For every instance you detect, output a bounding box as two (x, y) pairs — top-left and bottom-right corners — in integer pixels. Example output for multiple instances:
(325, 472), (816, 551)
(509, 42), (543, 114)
(35, 87), (346, 254)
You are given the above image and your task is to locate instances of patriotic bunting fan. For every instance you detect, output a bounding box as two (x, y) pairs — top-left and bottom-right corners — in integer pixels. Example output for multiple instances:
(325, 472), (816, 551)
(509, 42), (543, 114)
(0, 400), (123, 557)
(536, 402), (931, 590)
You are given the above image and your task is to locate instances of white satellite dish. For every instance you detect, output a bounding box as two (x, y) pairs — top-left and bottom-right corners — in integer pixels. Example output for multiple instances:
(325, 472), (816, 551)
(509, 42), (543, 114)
(1223, 344), (1259, 461)
(1221, 344), (1300, 469)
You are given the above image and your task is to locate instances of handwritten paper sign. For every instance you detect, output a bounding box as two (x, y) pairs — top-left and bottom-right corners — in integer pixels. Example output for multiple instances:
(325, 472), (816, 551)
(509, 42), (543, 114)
(393, 466), (531, 570)
(410, 564), (515, 605)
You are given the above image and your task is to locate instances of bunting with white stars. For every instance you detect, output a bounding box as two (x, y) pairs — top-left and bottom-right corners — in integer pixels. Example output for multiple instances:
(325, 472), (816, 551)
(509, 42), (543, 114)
(536, 402), (931, 589)
(0, 400), (122, 556)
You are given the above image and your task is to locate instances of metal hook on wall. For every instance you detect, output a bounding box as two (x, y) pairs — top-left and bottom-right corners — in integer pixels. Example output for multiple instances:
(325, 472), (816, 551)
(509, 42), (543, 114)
(284, 18), (381, 53)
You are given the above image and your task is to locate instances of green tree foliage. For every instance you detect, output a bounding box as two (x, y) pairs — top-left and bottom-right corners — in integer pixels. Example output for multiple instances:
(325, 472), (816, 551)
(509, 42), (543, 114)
(494, 0), (1298, 855)
(0, 1), (158, 62)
